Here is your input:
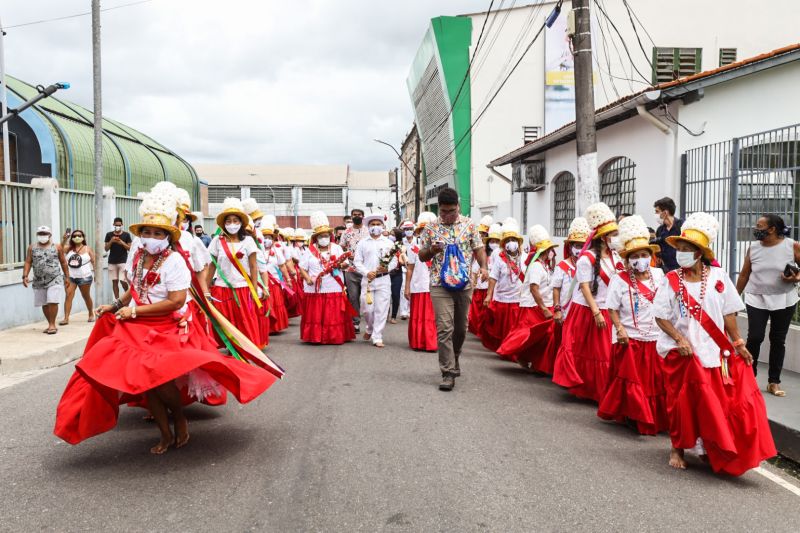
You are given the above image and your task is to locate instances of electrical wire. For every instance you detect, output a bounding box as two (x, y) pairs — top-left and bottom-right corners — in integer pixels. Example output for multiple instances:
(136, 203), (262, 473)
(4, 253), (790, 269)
(595, 0), (638, 92)
(592, 0), (652, 85)
(619, 0), (655, 71)
(591, 6), (623, 99)
(621, 0), (655, 48)
(3, 0), (154, 29)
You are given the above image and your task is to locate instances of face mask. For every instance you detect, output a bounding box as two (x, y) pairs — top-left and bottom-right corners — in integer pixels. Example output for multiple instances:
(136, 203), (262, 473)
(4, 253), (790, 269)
(113, 225), (123, 232)
(607, 235), (623, 252)
(631, 257), (650, 273)
(37, 235), (50, 244)
(225, 223), (241, 235)
(489, 242), (499, 251)
(317, 237), (330, 248)
(369, 225), (383, 236)
(676, 251), (698, 269)
(142, 237), (169, 255)
(345, 222), (353, 229)
(571, 245), (583, 257)
(195, 230), (204, 236)
(72, 236), (84, 244)
(388, 235), (396, 243)
(753, 228), (769, 241)
(546, 249), (556, 261)
(505, 241), (519, 253)
(404, 230), (414, 238)
(253, 220), (261, 230)
(181, 221), (190, 231)
(352, 217), (363, 225)
(263, 238), (273, 247)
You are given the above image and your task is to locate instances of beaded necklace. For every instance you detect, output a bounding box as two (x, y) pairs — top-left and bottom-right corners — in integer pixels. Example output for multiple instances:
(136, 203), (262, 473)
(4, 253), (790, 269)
(626, 267), (657, 335)
(133, 249), (170, 303)
(676, 264), (709, 318)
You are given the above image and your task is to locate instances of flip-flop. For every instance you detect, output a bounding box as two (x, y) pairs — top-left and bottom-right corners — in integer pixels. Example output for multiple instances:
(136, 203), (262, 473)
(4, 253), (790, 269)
(46, 328), (57, 335)
(58, 320), (69, 326)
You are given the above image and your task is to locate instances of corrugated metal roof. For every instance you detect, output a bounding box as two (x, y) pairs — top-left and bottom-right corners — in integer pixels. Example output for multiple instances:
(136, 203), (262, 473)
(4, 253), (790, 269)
(196, 164), (350, 186)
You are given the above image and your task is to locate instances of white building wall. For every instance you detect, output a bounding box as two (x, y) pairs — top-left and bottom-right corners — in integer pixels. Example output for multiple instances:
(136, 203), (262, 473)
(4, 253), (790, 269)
(348, 188), (396, 226)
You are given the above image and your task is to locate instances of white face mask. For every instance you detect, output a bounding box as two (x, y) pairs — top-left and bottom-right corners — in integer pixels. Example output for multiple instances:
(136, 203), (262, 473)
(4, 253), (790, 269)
(254, 220), (261, 229)
(263, 238), (273, 247)
(488, 242), (499, 252)
(181, 221), (190, 231)
(113, 225), (123, 232)
(631, 257), (650, 273)
(388, 235), (396, 243)
(141, 237), (169, 255)
(317, 237), (330, 248)
(369, 225), (383, 236)
(676, 251), (698, 269)
(607, 235), (623, 252)
(37, 235), (50, 244)
(571, 245), (583, 257)
(225, 223), (241, 235)
(505, 241), (519, 253)
(404, 230), (414, 238)
(345, 222), (353, 229)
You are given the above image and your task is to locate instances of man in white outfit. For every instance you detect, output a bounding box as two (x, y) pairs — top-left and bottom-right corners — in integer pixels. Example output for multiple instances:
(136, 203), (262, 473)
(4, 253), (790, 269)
(354, 214), (397, 347)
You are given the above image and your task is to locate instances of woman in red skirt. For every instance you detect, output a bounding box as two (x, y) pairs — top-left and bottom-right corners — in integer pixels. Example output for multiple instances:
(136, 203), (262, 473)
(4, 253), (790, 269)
(276, 227), (301, 318)
(259, 224), (291, 334)
(469, 223), (502, 337)
(405, 212), (438, 351)
(54, 192), (279, 454)
(553, 202), (622, 402)
(598, 215), (668, 435)
(498, 225), (558, 373)
(654, 212), (775, 474)
(290, 228), (308, 316)
(482, 219), (523, 352)
(207, 198), (265, 349)
(298, 212), (355, 344)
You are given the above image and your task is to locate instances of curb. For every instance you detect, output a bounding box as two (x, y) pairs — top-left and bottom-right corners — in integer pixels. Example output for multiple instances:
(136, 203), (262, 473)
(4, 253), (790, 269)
(0, 338), (86, 375)
(770, 419), (800, 464)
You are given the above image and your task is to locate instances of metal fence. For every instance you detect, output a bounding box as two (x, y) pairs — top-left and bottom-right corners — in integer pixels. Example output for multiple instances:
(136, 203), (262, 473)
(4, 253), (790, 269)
(59, 188), (97, 247)
(115, 195), (142, 231)
(0, 182), (41, 269)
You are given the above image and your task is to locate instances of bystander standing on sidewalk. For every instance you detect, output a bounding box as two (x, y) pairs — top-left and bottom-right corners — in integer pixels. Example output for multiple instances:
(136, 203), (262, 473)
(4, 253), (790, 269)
(194, 223), (212, 247)
(418, 188), (488, 391)
(22, 226), (69, 334)
(653, 197), (682, 272)
(736, 214), (800, 397)
(60, 229), (95, 325)
(104, 217), (132, 299)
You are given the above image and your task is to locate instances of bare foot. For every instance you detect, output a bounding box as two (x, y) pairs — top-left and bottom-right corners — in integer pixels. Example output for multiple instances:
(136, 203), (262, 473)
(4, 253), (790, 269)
(374, 341), (385, 348)
(669, 448), (687, 470)
(150, 433), (174, 455)
(174, 416), (190, 449)
(363, 332), (371, 341)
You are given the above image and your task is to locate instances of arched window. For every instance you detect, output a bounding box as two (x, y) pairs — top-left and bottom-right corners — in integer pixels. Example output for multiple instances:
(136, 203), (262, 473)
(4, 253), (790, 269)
(552, 171), (576, 237)
(599, 157), (636, 217)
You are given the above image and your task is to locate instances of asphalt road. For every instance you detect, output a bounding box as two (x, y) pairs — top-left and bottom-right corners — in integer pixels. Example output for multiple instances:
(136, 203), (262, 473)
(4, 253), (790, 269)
(2, 318), (800, 532)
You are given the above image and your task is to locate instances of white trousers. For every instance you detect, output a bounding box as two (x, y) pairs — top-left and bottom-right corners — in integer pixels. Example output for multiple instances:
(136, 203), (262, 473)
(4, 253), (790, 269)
(361, 275), (391, 343)
(398, 271), (410, 318)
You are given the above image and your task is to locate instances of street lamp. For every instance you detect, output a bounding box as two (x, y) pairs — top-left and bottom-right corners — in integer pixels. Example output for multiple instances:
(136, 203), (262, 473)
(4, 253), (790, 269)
(374, 138), (420, 224)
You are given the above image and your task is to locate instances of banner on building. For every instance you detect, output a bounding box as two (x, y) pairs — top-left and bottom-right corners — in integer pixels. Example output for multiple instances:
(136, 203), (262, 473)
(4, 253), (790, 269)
(544, 13), (575, 134)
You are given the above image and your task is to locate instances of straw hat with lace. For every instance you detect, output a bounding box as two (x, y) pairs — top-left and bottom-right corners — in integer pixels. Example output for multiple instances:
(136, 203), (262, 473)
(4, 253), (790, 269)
(500, 218), (523, 245)
(309, 211), (333, 242)
(477, 215), (493, 234)
(485, 223), (503, 244)
(528, 224), (557, 253)
(215, 197), (249, 230)
(566, 217), (590, 244)
(666, 212), (718, 260)
(585, 202), (618, 238)
(242, 198), (265, 222)
(129, 191), (182, 242)
(415, 211), (437, 234)
(617, 215), (660, 259)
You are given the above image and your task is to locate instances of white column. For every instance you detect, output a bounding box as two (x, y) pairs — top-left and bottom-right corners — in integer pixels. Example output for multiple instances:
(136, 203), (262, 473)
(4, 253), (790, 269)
(31, 178), (60, 236)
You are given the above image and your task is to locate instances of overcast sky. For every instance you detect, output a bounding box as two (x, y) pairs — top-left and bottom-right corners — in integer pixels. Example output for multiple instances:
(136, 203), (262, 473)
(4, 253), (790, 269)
(2, 0), (495, 171)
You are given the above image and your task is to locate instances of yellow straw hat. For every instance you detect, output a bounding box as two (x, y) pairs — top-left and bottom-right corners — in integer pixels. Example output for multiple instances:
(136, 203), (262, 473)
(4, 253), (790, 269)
(500, 218), (523, 245)
(129, 191), (182, 242)
(477, 215), (493, 234)
(215, 198), (249, 230)
(528, 224), (557, 253)
(242, 198), (265, 222)
(485, 223), (503, 243)
(566, 217), (590, 244)
(416, 211), (437, 234)
(309, 211), (333, 241)
(617, 215), (660, 259)
(585, 202), (618, 238)
(666, 212), (718, 260)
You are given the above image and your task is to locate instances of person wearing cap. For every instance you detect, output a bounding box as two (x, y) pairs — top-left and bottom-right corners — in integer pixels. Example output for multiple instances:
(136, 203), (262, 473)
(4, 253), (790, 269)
(653, 212), (775, 474)
(553, 202), (623, 403)
(207, 198), (265, 349)
(298, 212), (355, 345)
(597, 215), (668, 435)
(340, 208), (370, 333)
(404, 212), (438, 352)
(468, 222), (501, 338)
(22, 226), (70, 334)
(497, 225), (559, 373)
(354, 213), (397, 348)
(105, 217), (134, 299)
(481, 218), (524, 353)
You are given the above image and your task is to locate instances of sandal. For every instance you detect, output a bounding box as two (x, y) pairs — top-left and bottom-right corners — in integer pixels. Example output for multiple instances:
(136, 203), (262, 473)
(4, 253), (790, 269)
(58, 319), (69, 326)
(767, 383), (786, 397)
(44, 328), (57, 335)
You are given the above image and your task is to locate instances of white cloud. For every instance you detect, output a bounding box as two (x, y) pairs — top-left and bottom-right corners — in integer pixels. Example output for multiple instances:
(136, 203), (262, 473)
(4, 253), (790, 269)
(2, 0), (491, 170)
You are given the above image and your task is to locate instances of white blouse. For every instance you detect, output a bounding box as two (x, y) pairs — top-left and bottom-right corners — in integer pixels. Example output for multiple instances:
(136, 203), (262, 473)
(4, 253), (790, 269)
(521, 261), (554, 308)
(258, 244), (286, 276)
(299, 244), (347, 294)
(179, 230), (211, 273)
(606, 268), (664, 343)
(551, 259), (577, 311)
(472, 259), (488, 290)
(572, 251), (620, 309)
(125, 251), (191, 314)
(490, 252), (523, 304)
(406, 246), (431, 294)
(653, 267), (745, 368)
(208, 235), (258, 289)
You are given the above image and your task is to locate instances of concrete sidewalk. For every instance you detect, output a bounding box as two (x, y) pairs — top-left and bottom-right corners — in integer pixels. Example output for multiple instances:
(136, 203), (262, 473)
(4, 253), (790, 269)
(0, 319), (93, 375)
(756, 364), (800, 463)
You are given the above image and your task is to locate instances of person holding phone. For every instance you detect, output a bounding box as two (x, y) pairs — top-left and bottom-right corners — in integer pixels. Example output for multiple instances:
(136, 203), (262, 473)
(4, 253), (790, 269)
(105, 217), (133, 299)
(735, 214), (800, 397)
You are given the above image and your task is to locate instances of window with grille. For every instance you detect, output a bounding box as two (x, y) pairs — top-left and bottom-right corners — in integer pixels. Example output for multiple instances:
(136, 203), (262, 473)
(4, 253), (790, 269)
(208, 186), (241, 203)
(600, 157), (636, 217)
(652, 47), (702, 84)
(552, 172), (575, 237)
(719, 48), (737, 67)
(250, 186), (292, 203)
(301, 188), (343, 204)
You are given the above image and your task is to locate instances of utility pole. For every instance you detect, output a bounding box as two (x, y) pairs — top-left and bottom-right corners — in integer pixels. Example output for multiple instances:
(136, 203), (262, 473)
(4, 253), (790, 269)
(0, 17), (11, 182)
(92, 1), (105, 306)
(394, 167), (400, 226)
(414, 133), (421, 219)
(572, 0), (599, 213)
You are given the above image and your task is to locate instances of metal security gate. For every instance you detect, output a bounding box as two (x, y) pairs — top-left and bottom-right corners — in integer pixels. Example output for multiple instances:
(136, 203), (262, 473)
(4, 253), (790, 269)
(681, 123), (800, 280)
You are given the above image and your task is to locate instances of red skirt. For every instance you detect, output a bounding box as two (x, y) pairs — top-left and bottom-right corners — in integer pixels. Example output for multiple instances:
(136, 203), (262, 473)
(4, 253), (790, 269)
(497, 307), (548, 363)
(210, 285), (266, 349)
(54, 313), (278, 445)
(408, 292), (438, 351)
(552, 303), (613, 402)
(661, 350), (776, 476)
(288, 276), (305, 318)
(468, 288), (488, 337)
(481, 301), (521, 353)
(597, 340), (669, 435)
(300, 292), (355, 345)
(268, 277), (289, 333)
